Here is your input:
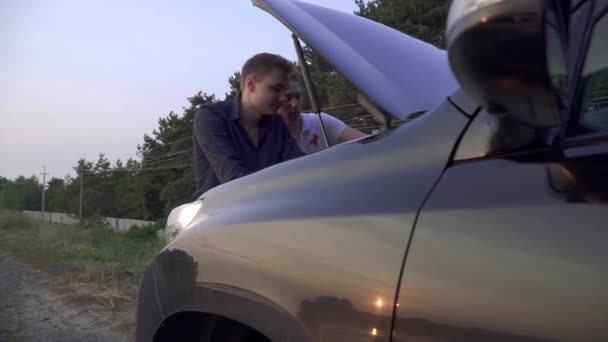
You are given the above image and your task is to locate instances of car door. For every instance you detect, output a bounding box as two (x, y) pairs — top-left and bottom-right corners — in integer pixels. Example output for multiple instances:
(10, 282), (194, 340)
(391, 2), (608, 341)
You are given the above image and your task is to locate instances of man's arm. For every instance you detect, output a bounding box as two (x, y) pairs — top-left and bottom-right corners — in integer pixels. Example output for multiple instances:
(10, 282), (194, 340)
(338, 126), (367, 142)
(319, 112), (367, 144)
(194, 107), (249, 183)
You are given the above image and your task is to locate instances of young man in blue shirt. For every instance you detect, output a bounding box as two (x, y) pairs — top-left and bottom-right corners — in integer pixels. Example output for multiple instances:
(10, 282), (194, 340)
(192, 53), (304, 199)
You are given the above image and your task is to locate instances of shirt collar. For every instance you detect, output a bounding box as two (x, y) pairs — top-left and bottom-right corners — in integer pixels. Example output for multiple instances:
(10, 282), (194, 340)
(300, 113), (312, 133)
(229, 92), (242, 121)
(258, 115), (274, 142)
(232, 92), (274, 144)
(231, 92), (272, 124)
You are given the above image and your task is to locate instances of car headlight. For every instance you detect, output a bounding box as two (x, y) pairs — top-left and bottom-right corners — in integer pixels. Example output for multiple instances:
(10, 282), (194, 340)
(164, 200), (204, 244)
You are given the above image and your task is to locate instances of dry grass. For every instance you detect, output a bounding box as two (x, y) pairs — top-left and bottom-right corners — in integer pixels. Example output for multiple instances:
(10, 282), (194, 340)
(0, 209), (163, 294)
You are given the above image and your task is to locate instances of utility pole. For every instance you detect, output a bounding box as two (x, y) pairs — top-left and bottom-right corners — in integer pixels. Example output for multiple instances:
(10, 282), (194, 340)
(40, 166), (49, 221)
(79, 167), (84, 226)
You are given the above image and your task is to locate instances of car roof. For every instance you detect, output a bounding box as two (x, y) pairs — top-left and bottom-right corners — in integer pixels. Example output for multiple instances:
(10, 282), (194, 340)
(252, 0), (460, 120)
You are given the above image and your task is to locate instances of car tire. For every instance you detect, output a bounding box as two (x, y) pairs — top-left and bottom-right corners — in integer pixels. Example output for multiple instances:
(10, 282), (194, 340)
(186, 316), (264, 342)
(207, 319), (247, 342)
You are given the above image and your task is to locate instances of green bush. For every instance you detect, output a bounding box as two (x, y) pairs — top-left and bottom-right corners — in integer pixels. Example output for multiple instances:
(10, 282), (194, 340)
(154, 217), (167, 230)
(125, 224), (158, 241)
(0, 210), (37, 230)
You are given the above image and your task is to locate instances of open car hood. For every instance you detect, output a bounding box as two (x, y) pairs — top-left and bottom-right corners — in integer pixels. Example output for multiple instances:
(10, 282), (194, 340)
(252, 0), (460, 121)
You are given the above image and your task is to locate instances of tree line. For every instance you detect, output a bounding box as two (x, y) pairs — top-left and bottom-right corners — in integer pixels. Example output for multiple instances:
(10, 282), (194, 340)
(0, 0), (450, 222)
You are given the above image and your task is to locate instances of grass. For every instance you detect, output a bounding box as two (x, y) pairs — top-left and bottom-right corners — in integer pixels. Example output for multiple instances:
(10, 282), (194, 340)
(0, 209), (164, 291)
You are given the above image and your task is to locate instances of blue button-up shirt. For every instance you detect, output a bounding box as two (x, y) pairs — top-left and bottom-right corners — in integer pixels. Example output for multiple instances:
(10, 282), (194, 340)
(192, 96), (303, 199)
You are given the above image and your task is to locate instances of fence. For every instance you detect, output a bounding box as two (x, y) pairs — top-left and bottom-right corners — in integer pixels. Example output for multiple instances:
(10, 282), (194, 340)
(23, 210), (80, 226)
(22, 210), (155, 232)
(104, 216), (156, 232)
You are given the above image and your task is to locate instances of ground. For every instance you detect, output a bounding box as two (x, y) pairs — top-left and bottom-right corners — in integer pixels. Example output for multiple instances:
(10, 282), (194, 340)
(0, 251), (135, 342)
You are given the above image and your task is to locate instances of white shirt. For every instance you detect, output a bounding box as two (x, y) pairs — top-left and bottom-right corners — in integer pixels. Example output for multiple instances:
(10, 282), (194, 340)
(296, 113), (347, 154)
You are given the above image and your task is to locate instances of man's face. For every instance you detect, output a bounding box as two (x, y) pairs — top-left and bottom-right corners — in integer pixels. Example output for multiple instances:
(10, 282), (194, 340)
(277, 83), (302, 123)
(247, 69), (289, 115)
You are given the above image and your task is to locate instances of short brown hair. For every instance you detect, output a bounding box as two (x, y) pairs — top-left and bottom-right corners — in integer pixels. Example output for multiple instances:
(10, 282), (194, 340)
(240, 53), (294, 90)
(288, 73), (303, 89)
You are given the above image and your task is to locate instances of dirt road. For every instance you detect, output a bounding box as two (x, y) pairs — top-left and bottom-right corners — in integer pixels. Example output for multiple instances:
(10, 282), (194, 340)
(0, 251), (135, 342)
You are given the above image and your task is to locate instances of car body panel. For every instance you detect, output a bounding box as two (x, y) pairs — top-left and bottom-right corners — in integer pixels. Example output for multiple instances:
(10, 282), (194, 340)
(395, 154), (608, 342)
(251, 0), (460, 121)
(448, 88), (480, 116)
(135, 266), (164, 342)
(141, 98), (469, 341)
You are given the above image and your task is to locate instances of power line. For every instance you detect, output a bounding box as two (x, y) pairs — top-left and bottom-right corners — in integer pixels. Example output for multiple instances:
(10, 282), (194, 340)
(143, 164), (191, 171)
(143, 153), (192, 165)
(139, 156), (192, 169)
(137, 137), (193, 156)
(302, 102), (361, 113)
(142, 154), (193, 168)
(131, 164), (192, 172)
(141, 148), (193, 165)
(95, 164), (191, 174)
(344, 113), (372, 118)
(343, 116), (373, 124)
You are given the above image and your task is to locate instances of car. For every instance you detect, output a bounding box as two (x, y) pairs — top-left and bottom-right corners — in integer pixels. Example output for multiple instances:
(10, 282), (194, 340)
(136, 0), (608, 341)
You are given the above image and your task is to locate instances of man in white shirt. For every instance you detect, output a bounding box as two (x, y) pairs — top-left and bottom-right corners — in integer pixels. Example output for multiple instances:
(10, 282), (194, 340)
(277, 78), (367, 154)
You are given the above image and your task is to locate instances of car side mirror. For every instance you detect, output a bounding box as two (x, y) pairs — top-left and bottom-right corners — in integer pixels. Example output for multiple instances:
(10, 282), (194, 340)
(446, 0), (568, 129)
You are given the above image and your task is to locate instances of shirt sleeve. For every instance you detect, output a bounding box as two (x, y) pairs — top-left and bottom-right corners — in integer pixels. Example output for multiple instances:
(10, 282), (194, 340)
(194, 107), (249, 183)
(319, 112), (347, 144)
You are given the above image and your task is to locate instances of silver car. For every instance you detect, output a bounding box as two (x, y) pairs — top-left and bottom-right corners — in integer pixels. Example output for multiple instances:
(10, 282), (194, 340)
(136, 0), (608, 341)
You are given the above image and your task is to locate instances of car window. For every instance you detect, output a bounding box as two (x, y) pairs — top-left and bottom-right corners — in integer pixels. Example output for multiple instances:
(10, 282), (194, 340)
(579, 13), (608, 131)
(546, 2), (569, 108)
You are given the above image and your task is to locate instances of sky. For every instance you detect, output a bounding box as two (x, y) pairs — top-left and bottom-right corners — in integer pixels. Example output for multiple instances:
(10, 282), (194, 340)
(0, 0), (358, 181)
